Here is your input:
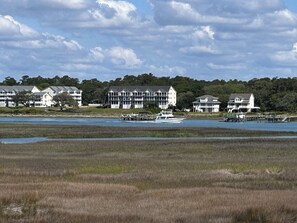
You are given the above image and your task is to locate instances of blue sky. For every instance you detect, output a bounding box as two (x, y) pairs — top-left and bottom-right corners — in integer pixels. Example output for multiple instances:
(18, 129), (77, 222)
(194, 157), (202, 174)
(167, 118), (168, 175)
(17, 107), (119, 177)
(284, 0), (297, 12)
(0, 0), (297, 81)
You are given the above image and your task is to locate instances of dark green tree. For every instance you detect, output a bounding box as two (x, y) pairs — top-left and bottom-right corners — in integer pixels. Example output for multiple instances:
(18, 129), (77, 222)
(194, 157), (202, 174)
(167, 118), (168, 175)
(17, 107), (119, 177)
(3, 76), (17, 86)
(176, 91), (196, 110)
(53, 92), (77, 111)
(275, 92), (297, 112)
(20, 75), (30, 85)
(79, 78), (105, 105)
(11, 91), (32, 107)
(247, 78), (273, 111)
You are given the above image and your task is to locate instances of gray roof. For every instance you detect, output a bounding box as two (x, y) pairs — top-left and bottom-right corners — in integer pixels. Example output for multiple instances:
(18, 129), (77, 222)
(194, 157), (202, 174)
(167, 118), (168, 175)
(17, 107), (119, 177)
(109, 86), (173, 93)
(0, 85), (37, 92)
(193, 95), (221, 104)
(33, 92), (47, 96)
(47, 86), (80, 92)
(229, 93), (253, 100)
(196, 95), (219, 100)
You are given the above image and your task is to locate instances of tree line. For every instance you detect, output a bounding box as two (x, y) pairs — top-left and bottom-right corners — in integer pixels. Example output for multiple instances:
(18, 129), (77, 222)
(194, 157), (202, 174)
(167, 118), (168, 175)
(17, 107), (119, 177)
(1, 74), (297, 112)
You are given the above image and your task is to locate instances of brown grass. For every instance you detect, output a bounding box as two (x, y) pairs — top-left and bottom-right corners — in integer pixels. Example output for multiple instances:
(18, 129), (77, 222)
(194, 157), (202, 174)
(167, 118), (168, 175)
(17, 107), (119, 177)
(0, 134), (297, 222)
(0, 123), (296, 138)
(0, 183), (297, 222)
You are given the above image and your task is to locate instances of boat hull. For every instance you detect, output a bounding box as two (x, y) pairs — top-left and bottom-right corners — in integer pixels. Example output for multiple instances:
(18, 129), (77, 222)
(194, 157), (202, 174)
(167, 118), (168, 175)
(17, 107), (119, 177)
(154, 118), (185, 123)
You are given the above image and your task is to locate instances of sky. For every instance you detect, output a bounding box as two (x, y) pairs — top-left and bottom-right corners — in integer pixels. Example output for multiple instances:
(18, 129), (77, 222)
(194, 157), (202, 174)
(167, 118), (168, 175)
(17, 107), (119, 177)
(1, 0), (297, 81)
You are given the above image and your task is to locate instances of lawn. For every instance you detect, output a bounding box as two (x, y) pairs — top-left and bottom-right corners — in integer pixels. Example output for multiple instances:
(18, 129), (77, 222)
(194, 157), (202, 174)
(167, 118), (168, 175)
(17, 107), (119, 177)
(0, 127), (297, 222)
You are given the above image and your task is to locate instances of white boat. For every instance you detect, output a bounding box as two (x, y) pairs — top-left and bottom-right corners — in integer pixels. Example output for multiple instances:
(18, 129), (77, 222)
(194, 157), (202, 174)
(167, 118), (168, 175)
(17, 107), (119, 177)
(154, 110), (185, 123)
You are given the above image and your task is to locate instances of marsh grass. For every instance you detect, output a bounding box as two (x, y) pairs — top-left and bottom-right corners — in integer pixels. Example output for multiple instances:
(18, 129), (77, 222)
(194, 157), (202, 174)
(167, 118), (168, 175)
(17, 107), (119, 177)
(0, 126), (297, 222)
(79, 165), (127, 174)
(231, 206), (297, 223)
(1, 123), (296, 139)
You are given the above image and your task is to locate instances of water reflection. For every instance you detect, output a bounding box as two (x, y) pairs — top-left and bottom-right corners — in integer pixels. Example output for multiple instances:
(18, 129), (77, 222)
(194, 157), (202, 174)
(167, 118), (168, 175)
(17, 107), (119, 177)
(0, 117), (296, 132)
(1, 136), (297, 144)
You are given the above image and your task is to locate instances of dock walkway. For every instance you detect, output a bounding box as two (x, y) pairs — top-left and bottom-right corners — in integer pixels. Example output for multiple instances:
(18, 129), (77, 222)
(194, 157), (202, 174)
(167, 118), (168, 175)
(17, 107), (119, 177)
(224, 114), (297, 122)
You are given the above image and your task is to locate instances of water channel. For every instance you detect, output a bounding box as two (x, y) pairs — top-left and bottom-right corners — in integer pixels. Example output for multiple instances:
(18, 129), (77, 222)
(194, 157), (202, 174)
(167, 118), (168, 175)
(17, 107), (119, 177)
(2, 135), (297, 144)
(0, 116), (297, 131)
(0, 116), (296, 144)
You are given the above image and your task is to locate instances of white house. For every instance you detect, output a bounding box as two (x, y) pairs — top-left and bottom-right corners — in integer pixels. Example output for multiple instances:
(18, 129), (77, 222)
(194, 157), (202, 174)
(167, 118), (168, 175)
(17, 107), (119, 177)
(108, 86), (177, 109)
(42, 86), (83, 106)
(31, 92), (53, 107)
(193, 95), (221, 112)
(0, 86), (40, 107)
(227, 93), (260, 112)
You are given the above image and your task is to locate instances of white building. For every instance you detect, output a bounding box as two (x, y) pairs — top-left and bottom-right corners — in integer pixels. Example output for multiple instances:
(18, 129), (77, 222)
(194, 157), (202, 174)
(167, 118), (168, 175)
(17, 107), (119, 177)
(0, 86), (41, 107)
(193, 95), (221, 112)
(227, 93), (260, 112)
(42, 86), (82, 106)
(108, 86), (176, 109)
(31, 92), (53, 107)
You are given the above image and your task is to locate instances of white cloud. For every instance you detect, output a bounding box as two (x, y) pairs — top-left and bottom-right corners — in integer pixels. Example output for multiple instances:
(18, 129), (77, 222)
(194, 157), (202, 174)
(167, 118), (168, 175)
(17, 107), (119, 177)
(270, 43), (297, 66)
(180, 45), (219, 55)
(84, 0), (144, 28)
(108, 47), (143, 68)
(148, 64), (186, 76)
(168, 1), (201, 22)
(2, 32), (82, 50)
(42, 0), (90, 10)
(89, 47), (105, 62)
(0, 0), (91, 10)
(1, 0), (297, 80)
(0, 15), (39, 38)
(207, 63), (246, 70)
(192, 26), (215, 40)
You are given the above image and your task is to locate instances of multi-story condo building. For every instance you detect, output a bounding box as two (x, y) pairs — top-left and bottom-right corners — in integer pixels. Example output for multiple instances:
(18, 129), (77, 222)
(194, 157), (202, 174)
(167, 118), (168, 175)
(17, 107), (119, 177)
(0, 86), (40, 107)
(227, 93), (259, 112)
(108, 86), (177, 109)
(193, 95), (221, 112)
(42, 86), (83, 106)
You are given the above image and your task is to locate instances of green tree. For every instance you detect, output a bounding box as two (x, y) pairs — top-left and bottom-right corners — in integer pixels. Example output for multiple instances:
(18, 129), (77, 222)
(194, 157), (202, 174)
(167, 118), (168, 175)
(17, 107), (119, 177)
(53, 92), (77, 111)
(79, 78), (105, 105)
(143, 101), (159, 109)
(20, 75), (30, 85)
(3, 76), (17, 86)
(247, 78), (273, 111)
(275, 92), (297, 112)
(11, 91), (32, 107)
(93, 87), (108, 105)
(176, 91), (196, 110)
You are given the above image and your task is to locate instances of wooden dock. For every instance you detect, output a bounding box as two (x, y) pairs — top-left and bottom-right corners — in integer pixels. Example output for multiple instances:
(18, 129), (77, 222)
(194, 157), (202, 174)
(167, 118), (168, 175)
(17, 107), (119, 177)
(224, 114), (297, 122)
(224, 113), (246, 122)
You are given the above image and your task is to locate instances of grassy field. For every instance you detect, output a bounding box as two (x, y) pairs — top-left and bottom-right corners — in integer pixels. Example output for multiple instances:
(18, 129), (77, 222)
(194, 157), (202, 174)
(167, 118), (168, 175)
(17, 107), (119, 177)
(0, 123), (297, 222)
(0, 123), (296, 139)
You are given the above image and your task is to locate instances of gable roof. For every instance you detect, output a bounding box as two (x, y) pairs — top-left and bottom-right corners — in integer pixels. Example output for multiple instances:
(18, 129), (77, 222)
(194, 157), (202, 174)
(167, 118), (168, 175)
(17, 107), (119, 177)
(109, 86), (173, 92)
(0, 86), (37, 92)
(46, 86), (80, 92)
(229, 93), (253, 100)
(33, 92), (48, 96)
(193, 95), (221, 103)
(197, 95), (219, 100)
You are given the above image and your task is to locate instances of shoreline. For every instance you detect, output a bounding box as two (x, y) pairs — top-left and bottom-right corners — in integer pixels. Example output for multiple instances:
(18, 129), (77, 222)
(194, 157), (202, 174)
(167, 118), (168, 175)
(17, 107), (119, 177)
(0, 113), (120, 118)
